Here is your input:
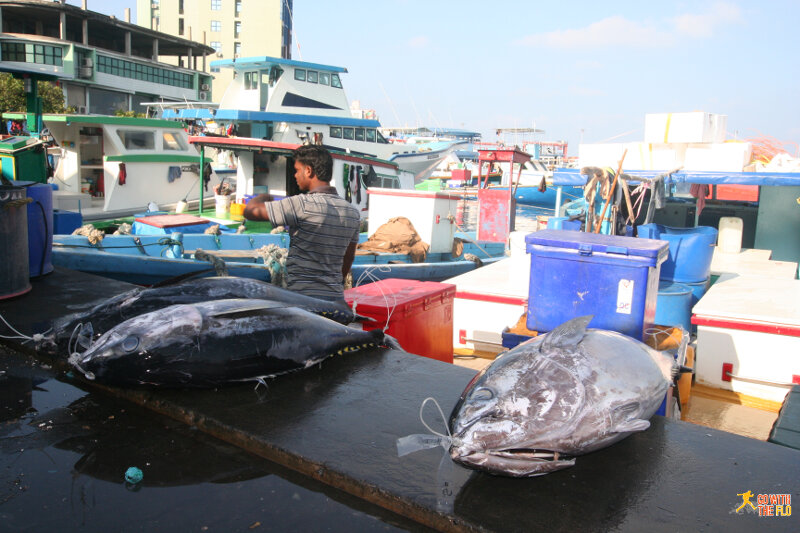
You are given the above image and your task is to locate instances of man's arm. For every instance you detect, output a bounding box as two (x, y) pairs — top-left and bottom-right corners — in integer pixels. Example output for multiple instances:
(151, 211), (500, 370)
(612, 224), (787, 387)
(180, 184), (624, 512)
(243, 193), (273, 221)
(342, 240), (357, 278)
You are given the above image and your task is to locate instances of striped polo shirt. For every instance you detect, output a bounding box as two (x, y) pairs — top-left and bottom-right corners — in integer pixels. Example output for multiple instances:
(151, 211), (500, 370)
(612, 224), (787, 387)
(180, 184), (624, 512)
(265, 186), (360, 301)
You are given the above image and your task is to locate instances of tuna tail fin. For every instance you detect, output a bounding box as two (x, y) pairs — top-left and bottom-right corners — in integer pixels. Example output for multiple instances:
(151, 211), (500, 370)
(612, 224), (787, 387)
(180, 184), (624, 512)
(540, 315), (592, 352)
(354, 313), (377, 323)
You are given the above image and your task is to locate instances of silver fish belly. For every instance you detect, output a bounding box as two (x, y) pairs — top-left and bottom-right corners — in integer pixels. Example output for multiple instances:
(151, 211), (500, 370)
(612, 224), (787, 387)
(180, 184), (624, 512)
(448, 315), (676, 477)
(68, 298), (391, 388)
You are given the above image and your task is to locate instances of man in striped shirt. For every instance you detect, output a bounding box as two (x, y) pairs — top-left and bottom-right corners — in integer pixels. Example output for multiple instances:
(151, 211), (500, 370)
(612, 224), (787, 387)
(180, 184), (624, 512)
(244, 145), (360, 303)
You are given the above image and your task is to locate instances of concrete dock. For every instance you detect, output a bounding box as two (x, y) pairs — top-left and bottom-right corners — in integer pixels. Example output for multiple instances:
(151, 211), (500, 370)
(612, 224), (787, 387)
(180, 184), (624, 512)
(1, 269), (798, 532)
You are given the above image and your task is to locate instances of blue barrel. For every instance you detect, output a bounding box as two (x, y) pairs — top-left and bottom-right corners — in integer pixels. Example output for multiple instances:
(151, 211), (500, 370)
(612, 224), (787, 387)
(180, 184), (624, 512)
(684, 277), (711, 308)
(637, 224), (717, 283)
(654, 281), (692, 332)
(23, 182), (54, 277)
(546, 217), (581, 231)
(0, 184), (31, 299)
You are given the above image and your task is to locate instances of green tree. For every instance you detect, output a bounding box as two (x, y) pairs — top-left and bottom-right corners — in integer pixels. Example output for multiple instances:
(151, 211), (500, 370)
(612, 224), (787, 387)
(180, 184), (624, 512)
(0, 73), (69, 114)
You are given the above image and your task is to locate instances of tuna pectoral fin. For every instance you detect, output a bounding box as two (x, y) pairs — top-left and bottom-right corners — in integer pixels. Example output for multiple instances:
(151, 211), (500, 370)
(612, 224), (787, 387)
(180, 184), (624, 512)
(209, 302), (286, 319)
(613, 419), (650, 433)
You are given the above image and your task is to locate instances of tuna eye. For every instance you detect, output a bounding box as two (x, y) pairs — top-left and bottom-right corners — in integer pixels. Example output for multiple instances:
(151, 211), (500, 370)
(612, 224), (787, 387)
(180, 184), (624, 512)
(471, 387), (494, 401)
(121, 335), (139, 352)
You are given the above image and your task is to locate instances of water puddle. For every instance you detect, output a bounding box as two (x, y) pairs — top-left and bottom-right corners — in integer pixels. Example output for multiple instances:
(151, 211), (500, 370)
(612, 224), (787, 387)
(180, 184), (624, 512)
(0, 348), (429, 532)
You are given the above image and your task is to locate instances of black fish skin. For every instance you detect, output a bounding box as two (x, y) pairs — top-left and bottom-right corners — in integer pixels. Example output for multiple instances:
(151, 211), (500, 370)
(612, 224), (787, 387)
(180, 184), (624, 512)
(70, 299), (387, 388)
(44, 277), (361, 356)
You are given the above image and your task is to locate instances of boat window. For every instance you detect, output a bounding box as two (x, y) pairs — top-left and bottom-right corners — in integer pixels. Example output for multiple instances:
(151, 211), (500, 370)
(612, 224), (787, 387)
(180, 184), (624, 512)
(365, 129), (376, 142)
(162, 131), (188, 151)
(354, 128), (365, 141)
(244, 72), (258, 90)
(117, 130), (155, 150)
(294, 69), (306, 81)
(307, 70), (318, 83)
(342, 127), (354, 140)
(319, 72), (330, 86)
(331, 74), (342, 88)
(269, 66), (283, 85)
(330, 126), (342, 138)
(377, 130), (389, 144)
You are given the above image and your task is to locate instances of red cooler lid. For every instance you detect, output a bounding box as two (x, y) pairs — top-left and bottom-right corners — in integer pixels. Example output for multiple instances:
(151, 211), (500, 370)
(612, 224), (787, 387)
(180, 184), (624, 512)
(345, 278), (456, 318)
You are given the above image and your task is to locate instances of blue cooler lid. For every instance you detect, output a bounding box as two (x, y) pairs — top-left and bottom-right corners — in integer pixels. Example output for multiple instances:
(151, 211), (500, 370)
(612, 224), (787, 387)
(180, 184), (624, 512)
(525, 229), (669, 264)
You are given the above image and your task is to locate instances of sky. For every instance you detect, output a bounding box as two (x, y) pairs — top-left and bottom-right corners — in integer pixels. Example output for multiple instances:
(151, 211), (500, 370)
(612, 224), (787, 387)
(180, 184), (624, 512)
(68, 1), (800, 155)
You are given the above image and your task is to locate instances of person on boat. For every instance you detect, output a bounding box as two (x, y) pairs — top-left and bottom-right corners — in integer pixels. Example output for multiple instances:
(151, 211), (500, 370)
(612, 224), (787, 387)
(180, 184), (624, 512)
(243, 144), (360, 303)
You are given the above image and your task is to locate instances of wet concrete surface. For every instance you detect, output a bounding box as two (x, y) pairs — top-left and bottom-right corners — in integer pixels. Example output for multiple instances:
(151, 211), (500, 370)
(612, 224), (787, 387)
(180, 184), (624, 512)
(1, 269), (799, 532)
(0, 346), (429, 532)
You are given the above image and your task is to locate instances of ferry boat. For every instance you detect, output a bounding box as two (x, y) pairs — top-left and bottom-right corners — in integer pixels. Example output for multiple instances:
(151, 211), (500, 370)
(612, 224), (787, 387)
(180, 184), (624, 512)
(164, 56), (461, 182)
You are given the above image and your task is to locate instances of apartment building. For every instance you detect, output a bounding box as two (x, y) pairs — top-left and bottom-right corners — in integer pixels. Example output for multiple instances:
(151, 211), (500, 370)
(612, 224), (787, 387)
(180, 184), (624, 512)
(137, 0), (291, 102)
(0, 0), (214, 115)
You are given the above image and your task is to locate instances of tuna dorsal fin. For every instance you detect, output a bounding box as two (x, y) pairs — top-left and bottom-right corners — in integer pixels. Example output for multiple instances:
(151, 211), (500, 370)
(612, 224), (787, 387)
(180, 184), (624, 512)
(540, 315), (592, 352)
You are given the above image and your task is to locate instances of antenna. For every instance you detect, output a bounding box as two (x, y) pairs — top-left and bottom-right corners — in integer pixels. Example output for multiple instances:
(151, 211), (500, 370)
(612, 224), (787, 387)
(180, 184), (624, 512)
(378, 82), (402, 126)
(284, 0), (302, 60)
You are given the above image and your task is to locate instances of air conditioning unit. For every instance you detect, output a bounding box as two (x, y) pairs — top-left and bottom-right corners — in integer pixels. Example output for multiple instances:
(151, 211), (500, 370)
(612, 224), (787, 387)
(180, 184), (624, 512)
(79, 66), (93, 79)
(82, 57), (93, 67)
(200, 83), (210, 91)
(216, 52), (223, 58)
(234, 54), (241, 58)
(77, 105), (87, 114)
(198, 91), (208, 101)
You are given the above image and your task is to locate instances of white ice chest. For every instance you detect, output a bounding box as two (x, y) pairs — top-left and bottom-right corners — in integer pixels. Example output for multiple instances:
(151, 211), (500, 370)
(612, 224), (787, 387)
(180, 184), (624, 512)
(692, 274), (800, 404)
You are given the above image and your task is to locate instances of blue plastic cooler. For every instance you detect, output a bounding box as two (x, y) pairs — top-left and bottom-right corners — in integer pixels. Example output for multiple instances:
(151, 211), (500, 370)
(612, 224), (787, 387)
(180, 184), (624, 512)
(525, 230), (669, 340)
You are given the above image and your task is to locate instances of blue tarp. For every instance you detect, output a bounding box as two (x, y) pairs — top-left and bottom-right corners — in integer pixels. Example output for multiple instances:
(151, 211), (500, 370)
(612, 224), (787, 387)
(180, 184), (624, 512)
(552, 168), (800, 187)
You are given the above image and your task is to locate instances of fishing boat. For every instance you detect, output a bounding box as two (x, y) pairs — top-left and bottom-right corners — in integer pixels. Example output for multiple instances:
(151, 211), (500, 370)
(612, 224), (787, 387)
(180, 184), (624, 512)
(2, 112), (223, 221)
(163, 56), (462, 182)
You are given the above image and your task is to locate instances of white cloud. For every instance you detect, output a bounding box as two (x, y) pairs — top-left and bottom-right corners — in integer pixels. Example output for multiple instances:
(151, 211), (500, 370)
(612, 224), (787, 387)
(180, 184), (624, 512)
(517, 2), (742, 49)
(672, 2), (742, 38)
(407, 35), (430, 48)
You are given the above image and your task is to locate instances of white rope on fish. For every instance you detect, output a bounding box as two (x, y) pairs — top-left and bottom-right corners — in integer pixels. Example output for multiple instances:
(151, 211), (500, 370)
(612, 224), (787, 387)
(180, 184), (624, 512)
(0, 312), (48, 344)
(351, 265), (399, 333)
(396, 397), (462, 458)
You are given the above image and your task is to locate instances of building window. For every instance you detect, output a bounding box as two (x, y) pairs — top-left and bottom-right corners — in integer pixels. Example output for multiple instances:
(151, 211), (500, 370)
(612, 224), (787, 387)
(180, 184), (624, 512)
(97, 54), (193, 89)
(210, 41), (222, 53)
(210, 66), (220, 73)
(234, 42), (241, 55)
(211, 20), (221, 32)
(234, 21), (242, 38)
(179, 0), (184, 14)
(1, 42), (63, 66)
(235, 0), (242, 15)
(211, 0), (221, 10)
(178, 18), (184, 35)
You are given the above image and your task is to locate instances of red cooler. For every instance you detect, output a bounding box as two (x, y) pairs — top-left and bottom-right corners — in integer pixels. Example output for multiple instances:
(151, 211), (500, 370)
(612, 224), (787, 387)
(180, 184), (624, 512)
(344, 279), (455, 363)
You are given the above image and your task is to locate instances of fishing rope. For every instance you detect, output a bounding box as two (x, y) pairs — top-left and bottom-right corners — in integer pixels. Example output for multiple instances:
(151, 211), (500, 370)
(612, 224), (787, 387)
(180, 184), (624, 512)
(350, 265), (398, 332)
(54, 237), (184, 250)
(419, 397), (453, 439)
(0, 313), (48, 344)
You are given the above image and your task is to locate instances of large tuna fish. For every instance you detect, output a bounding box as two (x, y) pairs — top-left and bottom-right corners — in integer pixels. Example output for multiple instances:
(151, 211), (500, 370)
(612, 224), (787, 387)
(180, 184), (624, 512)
(448, 315), (676, 477)
(68, 299), (399, 388)
(41, 276), (365, 356)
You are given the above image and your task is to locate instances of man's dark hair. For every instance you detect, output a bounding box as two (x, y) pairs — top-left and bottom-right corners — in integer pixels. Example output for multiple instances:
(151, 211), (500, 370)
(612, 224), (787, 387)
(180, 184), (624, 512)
(294, 144), (333, 182)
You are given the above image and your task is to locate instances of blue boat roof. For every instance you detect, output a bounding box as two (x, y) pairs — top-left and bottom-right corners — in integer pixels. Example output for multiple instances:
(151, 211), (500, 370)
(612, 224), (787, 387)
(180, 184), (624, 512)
(213, 109), (380, 128)
(553, 168), (800, 187)
(210, 56), (348, 73)
(162, 109), (216, 120)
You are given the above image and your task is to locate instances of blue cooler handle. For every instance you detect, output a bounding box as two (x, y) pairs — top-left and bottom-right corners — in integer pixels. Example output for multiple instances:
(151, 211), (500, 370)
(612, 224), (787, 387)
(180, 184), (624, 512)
(606, 246), (629, 256)
(579, 243), (593, 256)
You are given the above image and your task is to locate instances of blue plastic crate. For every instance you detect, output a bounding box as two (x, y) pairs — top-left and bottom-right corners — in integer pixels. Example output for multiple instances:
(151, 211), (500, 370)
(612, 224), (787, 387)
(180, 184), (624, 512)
(525, 230), (668, 340)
